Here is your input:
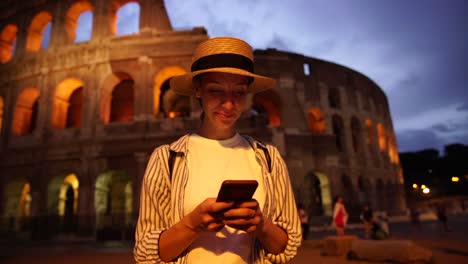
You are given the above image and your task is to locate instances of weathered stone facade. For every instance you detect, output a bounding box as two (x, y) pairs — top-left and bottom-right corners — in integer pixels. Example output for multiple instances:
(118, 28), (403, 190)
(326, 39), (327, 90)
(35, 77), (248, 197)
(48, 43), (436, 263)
(0, 0), (405, 240)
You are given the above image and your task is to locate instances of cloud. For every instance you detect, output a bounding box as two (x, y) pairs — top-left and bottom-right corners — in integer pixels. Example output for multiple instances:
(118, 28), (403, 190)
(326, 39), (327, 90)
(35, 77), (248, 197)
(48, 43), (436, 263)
(397, 129), (443, 153)
(456, 102), (468, 112)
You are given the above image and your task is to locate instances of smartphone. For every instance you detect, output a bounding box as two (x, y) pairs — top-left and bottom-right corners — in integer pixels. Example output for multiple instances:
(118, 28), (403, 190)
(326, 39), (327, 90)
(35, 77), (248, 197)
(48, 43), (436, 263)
(216, 180), (258, 203)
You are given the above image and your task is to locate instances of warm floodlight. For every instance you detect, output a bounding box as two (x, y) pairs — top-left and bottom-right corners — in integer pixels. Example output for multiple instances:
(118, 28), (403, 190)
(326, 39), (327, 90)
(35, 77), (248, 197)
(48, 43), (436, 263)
(422, 187), (430, 194)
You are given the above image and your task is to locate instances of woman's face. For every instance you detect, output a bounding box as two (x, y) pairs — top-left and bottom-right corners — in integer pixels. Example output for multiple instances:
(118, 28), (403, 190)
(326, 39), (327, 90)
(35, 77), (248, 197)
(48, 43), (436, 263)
(195, 72), (249, 138)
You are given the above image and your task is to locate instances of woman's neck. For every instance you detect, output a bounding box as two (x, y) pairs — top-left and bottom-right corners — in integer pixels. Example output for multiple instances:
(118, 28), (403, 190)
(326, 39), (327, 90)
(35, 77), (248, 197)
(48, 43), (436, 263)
(197, 123), (236, 140)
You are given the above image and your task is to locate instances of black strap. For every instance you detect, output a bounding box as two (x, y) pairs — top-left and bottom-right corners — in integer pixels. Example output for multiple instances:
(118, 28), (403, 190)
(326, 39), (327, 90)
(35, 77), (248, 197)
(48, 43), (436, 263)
(168, 150), (177, 181)
(258, 144), (272, 173)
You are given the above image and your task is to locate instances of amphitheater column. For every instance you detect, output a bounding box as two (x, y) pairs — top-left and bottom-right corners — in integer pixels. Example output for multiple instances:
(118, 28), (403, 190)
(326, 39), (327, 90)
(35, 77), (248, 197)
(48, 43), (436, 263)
(139, 0), (172, 32)
(133, 152), (149, 216)
(92, 0), (112, 40)
(49, 1), (68, 48)
(29, 171), (48, 240)
(134, 57), (153, 120)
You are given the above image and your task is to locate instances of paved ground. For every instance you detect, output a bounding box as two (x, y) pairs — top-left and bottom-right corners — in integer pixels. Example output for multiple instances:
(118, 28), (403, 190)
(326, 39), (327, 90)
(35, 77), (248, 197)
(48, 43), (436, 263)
(1, 215), (467, 263)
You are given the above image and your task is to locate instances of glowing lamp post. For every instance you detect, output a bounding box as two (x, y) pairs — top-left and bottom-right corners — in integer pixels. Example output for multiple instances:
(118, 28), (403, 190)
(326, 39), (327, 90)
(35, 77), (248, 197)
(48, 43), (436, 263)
(422, 187), (430, 194)
(451, 176), (459, 182)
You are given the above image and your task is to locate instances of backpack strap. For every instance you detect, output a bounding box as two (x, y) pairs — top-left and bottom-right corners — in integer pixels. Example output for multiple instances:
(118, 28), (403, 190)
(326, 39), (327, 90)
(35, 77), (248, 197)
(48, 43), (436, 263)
(258, 144), (272, 174)
(241, 135), (272, 174)
(168, 149), (177, 181)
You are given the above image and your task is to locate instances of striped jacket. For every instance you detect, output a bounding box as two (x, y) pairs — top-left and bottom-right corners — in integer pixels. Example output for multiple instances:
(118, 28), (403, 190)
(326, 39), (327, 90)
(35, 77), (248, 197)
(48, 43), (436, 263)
(134, 134), (302, 263)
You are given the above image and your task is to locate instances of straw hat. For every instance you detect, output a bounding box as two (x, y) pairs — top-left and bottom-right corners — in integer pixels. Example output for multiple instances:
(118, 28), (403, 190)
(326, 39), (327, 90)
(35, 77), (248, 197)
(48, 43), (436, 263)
(170, 37), (276, 96)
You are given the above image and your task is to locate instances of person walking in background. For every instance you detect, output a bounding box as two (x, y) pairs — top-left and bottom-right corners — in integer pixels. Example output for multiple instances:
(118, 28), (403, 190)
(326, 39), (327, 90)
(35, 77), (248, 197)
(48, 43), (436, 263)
(360, 203), (374, 239)
(332, 196), (348, 236)
(436, 204), (450, 232)
(298, 203), (309, 240)
(133, 36), (302, 264)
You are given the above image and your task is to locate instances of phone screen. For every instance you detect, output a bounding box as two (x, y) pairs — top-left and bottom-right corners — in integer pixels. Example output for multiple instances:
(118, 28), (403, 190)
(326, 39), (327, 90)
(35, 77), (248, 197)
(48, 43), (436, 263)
(216, 180), (258, 203)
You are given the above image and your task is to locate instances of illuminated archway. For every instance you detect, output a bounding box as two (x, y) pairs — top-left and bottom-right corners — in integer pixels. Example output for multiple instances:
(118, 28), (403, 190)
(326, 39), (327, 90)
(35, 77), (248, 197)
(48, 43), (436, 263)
(26, 11), (52, 52)
(11, 87), (40, 136)
(115, 2), (140, 35)
(109, 0), (140, 35)
(95, 171), (133, 228)
(0, 24), (18, 63)
(100, 72), (134, 123)
(307, 108), (326, 134)
(307, 171), (332, 216)
(252, 89), (282, 127)
(332, 114), (345, 152)
(48, 173), (79, 232)
(154, 66), (189, 118)
(377, 123), (387, 152)
(52, 78), (84, 129)
(3, 179), (30, 232)
(65, 1), (94, 43)
(351, 116), (362, 153)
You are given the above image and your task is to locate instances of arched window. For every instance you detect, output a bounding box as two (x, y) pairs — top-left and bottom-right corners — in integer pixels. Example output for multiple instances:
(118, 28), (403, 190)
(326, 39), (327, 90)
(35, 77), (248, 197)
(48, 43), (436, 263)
(110, 79), (134, 122)
(52, 78), (84, 129)
(12, 88), (40, 136)
(377, 123), (387, 152)
(351, 116), (362, 153)
(332, 115), (345, 152)
(365, 119), (374, 145)
(66, 1), (93, 43)
(153, 66), (189, 118)
(26, 11), (52, 52)
(328, 87), (341, 109)
(307, 108), (326, 134)
(115, 2), (140, 35)
(252, 90), (282, 127)
(0, 24), (18, 63)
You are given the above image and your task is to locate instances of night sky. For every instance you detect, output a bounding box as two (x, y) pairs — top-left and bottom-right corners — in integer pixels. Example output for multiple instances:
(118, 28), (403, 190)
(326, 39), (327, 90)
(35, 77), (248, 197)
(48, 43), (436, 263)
(75, 0), (468, 154)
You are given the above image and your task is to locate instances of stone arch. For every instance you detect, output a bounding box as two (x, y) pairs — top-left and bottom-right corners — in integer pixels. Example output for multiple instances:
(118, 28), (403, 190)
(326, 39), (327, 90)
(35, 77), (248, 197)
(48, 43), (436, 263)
(328, 87), (341, 109)
(332, 114), (345, 152)
(11, 87), (40, 136)
(357, 176), (372, 205)
(94, 170), (133, 229)
(365, 119), (375, 145)
(0, 96), (3, 133)
(2, 179), (31, 232)
(377, 123), (387, 152)
(26, 11), (52, 52)
(48, 173), (80, 233)
(351, 116), (362, 153)
(65, 1), (94, 43)
(115, 1), (140, 35)
(0, 24), (18, 63)
(51, 78), (84, 129)
(153, 66), (189, 118)
(252, 89), (282, 127)
(110, 0), (141, 35)
(307, 107), (326, 134)
(306, 171), (332, 216)
(100, 72), (134, 123)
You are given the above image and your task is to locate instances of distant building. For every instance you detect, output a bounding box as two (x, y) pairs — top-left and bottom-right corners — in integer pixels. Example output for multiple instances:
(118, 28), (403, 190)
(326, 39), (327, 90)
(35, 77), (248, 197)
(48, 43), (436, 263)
(0, 0), (405, 240)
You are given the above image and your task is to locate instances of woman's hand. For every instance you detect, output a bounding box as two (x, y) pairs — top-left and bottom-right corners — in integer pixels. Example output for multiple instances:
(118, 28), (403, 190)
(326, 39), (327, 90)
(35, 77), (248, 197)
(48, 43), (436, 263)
(182, 198), (234, 232)
(221, 199), (264, 233)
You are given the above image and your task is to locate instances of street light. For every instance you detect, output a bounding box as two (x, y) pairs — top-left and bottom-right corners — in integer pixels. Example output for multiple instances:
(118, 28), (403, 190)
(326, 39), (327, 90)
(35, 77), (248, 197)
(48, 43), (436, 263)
(412, 183), (418, 189)
(452, 176), (459, 182)
(421, 184), (427, 189)
(422, 187), (430, 194)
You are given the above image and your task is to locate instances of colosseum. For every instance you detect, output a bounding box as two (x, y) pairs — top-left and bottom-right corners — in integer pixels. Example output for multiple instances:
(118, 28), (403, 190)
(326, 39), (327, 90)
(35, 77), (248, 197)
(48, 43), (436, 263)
(0, 0), (405, 240)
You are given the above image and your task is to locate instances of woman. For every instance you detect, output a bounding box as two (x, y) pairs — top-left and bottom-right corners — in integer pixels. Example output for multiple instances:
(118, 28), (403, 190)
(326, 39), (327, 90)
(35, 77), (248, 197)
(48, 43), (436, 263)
(134, 37), (302, 264)
(332, 196), (348, 236)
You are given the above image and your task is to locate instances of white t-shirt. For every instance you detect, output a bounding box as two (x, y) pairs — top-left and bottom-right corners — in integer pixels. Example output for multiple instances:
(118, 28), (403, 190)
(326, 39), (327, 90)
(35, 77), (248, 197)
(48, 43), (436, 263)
(184, 133), (265, 264)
